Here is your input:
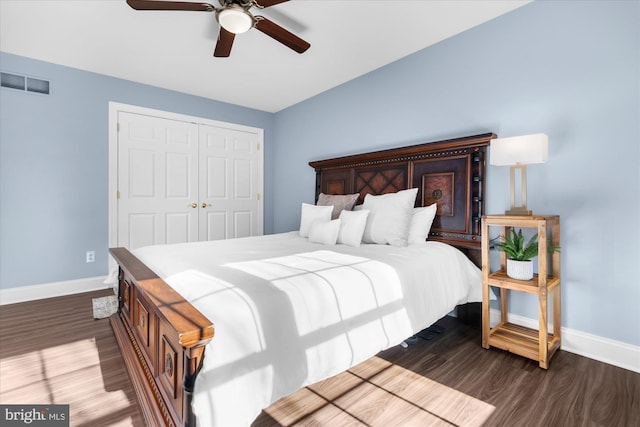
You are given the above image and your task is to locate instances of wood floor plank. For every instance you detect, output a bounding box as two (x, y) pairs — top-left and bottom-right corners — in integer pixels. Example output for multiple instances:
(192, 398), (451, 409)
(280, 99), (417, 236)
(2, 291), (639, 427)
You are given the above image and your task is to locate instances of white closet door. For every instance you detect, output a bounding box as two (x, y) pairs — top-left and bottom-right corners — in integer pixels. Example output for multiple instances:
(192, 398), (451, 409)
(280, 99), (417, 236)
(199, 124), (262, 241)
(118, 112), (199, 249)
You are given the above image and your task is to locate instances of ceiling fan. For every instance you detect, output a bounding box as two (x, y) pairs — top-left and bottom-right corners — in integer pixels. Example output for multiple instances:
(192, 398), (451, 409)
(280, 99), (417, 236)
(126, 0), (310, 57)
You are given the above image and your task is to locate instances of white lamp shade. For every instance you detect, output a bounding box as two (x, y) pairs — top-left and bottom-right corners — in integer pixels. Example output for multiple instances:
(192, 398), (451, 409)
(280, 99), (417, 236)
(490, 133), (548, 166)
(218, 7), (253, 34)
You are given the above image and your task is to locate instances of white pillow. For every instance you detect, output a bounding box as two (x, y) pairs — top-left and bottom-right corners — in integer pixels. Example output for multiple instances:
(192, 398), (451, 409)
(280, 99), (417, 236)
(361, 188), (418, 246)
(337, 209), (370, 247)
(308, 219), (341, 245)
(299, 203), (332, 237)
(407, 203), (438, 244)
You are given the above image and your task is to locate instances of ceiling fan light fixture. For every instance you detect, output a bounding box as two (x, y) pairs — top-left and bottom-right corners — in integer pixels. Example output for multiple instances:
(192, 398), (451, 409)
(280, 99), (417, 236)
(217, 6), (253, 34)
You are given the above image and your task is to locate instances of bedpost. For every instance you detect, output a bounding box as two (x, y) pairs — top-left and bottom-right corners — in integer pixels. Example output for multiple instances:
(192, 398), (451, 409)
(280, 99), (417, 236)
(183, 347), (206, 427)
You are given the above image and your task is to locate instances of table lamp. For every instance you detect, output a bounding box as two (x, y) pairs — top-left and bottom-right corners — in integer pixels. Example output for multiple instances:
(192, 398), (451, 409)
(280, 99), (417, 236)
(490, 134), (548, 216)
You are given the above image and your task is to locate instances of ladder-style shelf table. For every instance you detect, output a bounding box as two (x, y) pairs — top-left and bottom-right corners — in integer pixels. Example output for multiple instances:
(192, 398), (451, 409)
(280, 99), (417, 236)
(481, 214), (561, 369)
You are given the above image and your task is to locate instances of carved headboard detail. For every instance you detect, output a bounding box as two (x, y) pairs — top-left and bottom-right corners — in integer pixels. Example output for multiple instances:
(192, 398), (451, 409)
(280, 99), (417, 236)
(309, 133), (494, 259)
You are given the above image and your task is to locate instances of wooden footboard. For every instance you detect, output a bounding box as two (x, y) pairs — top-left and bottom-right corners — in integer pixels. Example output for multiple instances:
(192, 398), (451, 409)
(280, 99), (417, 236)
(109, 248), (214, 427)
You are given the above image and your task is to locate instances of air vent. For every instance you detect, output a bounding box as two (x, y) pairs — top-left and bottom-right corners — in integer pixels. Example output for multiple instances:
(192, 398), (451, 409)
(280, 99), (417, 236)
(1, 72), (50, 95)
(27, 77), (50, 94)
(1, 72), (25, 90)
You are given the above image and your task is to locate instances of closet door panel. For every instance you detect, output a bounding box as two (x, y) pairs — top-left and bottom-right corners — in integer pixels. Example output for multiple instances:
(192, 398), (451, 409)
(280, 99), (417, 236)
(206, 156), (227, 199)
(199, 124), (261, 241)
(205, 211), (228, 241)
(118, 112), (199, 249)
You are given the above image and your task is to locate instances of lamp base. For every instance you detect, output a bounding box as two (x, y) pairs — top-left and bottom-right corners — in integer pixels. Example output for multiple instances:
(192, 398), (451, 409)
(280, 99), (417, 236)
(505, 208), (532, 216)
(507, 165), (532, 216)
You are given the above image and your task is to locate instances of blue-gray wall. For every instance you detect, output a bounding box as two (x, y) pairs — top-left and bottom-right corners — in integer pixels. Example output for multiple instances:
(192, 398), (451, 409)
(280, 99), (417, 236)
(272, 1), (640, 346)
(0, 52), (274, 289)
(1, 1), (638, 347)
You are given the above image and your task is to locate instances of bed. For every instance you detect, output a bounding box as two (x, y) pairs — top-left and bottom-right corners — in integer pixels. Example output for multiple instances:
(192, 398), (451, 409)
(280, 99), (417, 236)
(109, 132), (494, 426)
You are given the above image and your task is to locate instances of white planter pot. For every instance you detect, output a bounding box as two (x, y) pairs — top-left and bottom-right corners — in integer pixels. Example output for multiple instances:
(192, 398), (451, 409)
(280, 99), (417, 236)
(506, 259), (533, 280)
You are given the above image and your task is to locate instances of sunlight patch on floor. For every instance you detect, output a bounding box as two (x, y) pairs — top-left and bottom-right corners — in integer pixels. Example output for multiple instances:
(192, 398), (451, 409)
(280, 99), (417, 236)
(265, 356), (495, 426)
(0, 338), (136, 425)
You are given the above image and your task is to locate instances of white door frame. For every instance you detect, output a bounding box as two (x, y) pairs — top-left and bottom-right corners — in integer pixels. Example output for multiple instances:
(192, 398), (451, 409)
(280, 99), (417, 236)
(108, 102), (264, 256)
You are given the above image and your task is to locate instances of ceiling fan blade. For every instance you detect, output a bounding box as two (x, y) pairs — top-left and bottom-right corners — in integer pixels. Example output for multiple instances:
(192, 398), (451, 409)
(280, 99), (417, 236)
(126, 0), (215, 12)
(255, 17), (310, 54)
(214, 28), (235, 57)
(254, 0), (289, 8)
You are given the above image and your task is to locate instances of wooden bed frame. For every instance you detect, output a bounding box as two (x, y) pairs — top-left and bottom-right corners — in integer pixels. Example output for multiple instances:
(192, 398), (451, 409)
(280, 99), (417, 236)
(109, 132), (494, 426)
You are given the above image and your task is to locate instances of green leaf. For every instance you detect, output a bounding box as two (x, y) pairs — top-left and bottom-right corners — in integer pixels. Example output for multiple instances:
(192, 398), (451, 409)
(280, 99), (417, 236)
(496, 227), (560, 261)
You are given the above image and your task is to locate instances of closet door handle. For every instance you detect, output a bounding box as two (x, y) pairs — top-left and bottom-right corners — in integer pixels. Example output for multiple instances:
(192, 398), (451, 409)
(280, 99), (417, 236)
(201, 203), (211, 208)
(190, 203), (197, 208)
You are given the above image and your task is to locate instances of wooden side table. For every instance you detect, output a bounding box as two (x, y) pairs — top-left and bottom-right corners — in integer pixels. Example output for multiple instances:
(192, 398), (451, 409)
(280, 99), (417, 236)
(481, 214), (561, 369)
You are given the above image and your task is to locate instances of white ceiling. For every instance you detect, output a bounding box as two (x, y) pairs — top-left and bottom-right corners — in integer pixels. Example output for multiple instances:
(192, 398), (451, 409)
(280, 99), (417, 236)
(0, 0), (530, 113)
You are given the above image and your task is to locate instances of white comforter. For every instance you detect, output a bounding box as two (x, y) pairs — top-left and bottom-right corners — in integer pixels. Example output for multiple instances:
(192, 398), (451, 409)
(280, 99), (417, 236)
(133, 232), (483, 427)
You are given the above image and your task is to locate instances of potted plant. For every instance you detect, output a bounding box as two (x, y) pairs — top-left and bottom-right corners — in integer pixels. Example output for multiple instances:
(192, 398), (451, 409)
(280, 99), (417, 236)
(497, 228), (560, 280)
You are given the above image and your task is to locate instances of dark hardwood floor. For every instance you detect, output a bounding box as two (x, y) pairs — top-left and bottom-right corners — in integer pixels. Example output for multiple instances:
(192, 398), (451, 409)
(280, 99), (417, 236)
(1, 290), (638, 426)
(0, 289), (145, 426)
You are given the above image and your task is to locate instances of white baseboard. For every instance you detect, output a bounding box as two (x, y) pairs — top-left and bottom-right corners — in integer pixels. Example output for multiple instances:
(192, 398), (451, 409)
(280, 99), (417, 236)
(490, 308), (640, 373)
(0, 276), (111, 305)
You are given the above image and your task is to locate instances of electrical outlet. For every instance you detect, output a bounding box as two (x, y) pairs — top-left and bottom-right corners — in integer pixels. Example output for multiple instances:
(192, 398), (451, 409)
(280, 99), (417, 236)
(86, 251), (95, 263)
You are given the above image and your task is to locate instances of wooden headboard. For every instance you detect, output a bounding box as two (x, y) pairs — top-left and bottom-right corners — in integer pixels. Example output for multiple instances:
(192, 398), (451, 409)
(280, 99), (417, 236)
(309, 133), (495, 265)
